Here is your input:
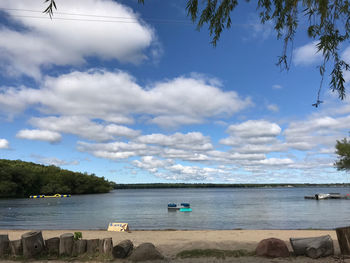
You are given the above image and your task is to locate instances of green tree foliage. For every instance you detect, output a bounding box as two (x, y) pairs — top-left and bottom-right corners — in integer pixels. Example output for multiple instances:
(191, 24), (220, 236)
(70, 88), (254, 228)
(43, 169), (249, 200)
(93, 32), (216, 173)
(96, 0), (350, 105)
(0, 159), (114, 198)
(335, 138), (350, 171)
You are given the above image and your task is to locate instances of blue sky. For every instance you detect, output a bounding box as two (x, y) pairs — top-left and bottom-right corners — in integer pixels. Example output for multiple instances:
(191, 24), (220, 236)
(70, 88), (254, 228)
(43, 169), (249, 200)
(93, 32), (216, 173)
(1, 0), (350, 184)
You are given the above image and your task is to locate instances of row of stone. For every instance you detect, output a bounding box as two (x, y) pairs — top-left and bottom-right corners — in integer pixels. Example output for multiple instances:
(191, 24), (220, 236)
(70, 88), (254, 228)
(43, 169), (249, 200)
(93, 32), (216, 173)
(0, 231), (164, 262)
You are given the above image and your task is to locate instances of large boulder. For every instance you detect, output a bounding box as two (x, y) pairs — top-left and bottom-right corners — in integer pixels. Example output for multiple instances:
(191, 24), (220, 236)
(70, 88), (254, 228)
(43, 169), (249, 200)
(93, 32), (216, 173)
(256, 238), (290, 258)
(129, 243), (164, 261)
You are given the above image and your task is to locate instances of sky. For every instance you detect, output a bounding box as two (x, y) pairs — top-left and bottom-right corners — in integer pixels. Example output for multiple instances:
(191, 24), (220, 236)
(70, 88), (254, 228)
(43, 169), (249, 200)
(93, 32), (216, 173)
(0, 0), (350, 184)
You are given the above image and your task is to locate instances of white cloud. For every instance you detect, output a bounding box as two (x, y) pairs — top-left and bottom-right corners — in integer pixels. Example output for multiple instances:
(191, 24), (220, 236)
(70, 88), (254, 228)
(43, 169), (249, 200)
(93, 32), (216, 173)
(77, 141), (148, 159)
(29, 116), (140, 142)
(16, 129), (61, 143)
(157, 164), (229, 181)
(0, 70), (252, 127)
(272, 84), (282, 89)
(0, 139), (9, 149)
(0, 0), (156, 79)
(133, 156), (173, 173)
(267, 104), (279, 112)
(293, 41), (322, 66)
(137, 132), (212, 151)
(258, 158), (294, 166)
(226, 120), (281, 138)
(31, 155), (79, 166)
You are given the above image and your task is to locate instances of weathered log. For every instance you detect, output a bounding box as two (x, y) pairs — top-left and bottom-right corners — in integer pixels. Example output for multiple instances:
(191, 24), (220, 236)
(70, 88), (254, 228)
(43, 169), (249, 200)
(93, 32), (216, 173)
(72, 239), (87, 256)
(45, 237), (59, 256)
(86, 239), (100, 254)
(0, 234), (10, 257)
(59, 233), (74, 256)
(129, 243), (164, 261)
(336, 226), (350, 255)
(290, 235), (334, 258)
(21, 231), (45, 258)
(10, 239), (22, 256)
(100, 238), (113, 255)
(113, 239), (133, 258)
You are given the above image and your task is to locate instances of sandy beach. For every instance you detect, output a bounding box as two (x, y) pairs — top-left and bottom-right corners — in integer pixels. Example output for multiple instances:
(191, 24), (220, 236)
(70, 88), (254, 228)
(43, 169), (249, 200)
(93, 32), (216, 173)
(0, 229), (346, 262)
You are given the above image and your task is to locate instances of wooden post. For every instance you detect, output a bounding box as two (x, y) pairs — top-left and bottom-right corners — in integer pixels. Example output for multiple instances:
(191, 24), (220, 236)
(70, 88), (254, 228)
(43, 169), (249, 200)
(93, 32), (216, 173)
(0, 234), (10, 257)
(101, 238), (113, 255)
(336, 226), (350, 255)
(113, 239), (133, 258)
(86, 239), (100, 254)
(10, 239), (22, 256)
(290, 235), (334, 258)
(72, 239), (87, 256)
(45, 237), (60, 256)
(21, 231), (45, 258)
(59, 233), (74, 256)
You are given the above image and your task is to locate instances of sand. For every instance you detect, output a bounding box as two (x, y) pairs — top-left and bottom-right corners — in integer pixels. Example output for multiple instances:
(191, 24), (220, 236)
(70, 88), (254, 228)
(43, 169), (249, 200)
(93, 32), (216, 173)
(0, 229), (346, 262)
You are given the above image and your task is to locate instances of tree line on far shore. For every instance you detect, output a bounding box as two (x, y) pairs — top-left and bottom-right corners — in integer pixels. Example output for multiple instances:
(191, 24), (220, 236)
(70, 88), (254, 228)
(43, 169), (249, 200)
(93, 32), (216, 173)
(114, 183), (350, 189)
(0, 159), (115, 198)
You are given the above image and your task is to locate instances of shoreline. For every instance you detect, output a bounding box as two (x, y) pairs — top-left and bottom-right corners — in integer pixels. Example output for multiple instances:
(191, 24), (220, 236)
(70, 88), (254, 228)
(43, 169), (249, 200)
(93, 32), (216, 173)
(0, 229), (341, 258)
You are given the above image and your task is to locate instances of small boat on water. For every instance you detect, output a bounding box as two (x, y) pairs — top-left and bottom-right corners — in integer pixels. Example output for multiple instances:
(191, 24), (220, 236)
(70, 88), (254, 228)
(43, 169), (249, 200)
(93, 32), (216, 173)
(29, 193), (71, 198)
(168, 203), (192, 212)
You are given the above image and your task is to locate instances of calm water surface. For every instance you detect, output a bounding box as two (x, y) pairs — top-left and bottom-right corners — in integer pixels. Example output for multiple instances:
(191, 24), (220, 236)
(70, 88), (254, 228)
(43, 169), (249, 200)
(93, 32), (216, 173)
(1, 187), (350, 230)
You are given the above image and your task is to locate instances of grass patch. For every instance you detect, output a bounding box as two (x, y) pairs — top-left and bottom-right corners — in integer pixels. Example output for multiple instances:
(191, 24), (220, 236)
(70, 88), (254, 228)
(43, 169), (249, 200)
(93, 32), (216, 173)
(176, 249), (255, 259)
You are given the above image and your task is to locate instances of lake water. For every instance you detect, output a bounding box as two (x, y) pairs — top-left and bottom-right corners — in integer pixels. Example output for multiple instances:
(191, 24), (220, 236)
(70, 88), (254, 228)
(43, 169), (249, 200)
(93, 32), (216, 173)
(1, 187), (350, 230)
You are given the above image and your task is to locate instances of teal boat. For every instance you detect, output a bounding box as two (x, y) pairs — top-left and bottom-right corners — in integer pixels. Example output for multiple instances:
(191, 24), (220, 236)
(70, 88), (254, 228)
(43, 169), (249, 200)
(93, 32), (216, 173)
(179, 208), (192, 212)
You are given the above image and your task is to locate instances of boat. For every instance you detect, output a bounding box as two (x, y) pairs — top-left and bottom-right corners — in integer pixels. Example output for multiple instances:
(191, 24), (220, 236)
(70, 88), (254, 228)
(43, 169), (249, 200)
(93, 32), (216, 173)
(29, 194), (71, 198)
(168, 202), (192, 211)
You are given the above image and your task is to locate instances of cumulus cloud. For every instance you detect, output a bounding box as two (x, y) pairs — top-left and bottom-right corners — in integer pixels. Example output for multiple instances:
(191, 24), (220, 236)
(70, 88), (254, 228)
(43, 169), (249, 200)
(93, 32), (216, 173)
(293, 41), (322, 66)
(16, 129), (61, 143)
(0, 70), (252, 127)
(137, 132), (213, 151)
(77, 141), (148, 159)
(0, 139), (9, 149)
(133, 156), (174, 173)
(0, 0), (156, 79)
(29, 116), (140, 142)
(156, 164), (229, 181)
(226, 120), (281, 138)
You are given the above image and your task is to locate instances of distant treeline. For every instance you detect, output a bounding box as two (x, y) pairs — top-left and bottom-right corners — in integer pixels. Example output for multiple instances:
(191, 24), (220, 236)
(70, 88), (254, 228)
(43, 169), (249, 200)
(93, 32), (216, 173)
(0, 159), (115, 198)
(114, 183), (350, 189)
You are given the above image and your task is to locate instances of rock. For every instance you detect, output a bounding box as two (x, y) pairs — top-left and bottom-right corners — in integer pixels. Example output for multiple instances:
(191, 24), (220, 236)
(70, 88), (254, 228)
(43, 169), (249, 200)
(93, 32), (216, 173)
(129, 242), (164, 261)
(113, 239), (133, 258)
(21, 231), (45, 258)
(10, 239), (22, 256)
(46, 237), (59, 256)
(256, 238), (290, 258)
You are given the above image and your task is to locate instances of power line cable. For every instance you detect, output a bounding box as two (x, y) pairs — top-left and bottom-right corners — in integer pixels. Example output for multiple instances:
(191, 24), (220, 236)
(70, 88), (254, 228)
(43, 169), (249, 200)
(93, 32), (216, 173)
(0, 7), (193, 24)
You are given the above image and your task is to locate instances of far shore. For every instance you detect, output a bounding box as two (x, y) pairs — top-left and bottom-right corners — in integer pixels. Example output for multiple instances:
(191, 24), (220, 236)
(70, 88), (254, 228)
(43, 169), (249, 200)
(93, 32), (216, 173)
(0, 229), (342, 261)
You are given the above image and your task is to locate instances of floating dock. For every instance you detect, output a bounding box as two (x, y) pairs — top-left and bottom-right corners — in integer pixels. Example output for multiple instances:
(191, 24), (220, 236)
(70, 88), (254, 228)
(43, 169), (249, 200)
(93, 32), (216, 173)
(304, 193), (350, 200)
(29, 194), (71, 198)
